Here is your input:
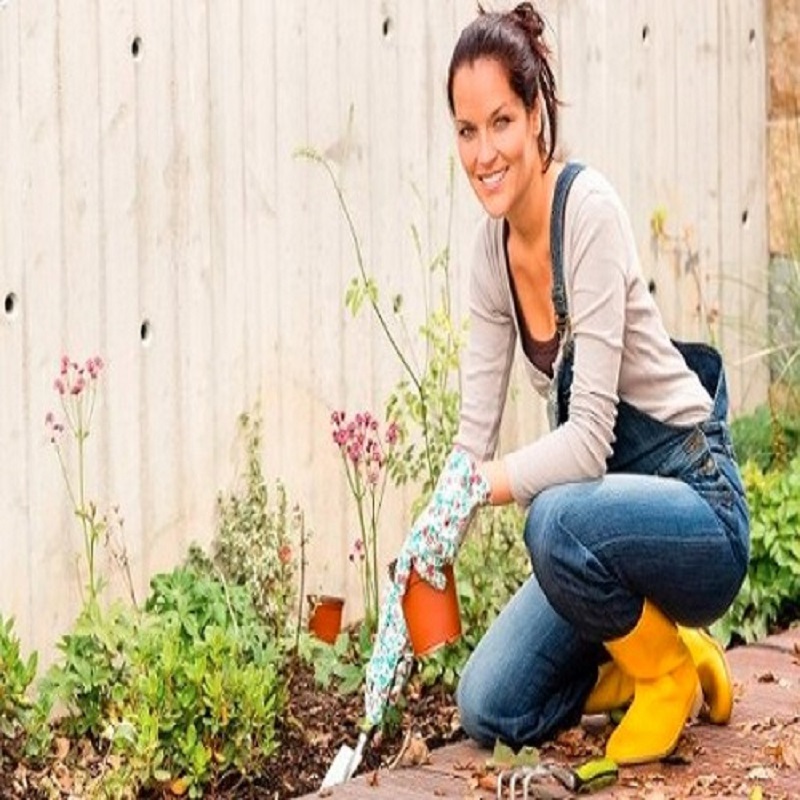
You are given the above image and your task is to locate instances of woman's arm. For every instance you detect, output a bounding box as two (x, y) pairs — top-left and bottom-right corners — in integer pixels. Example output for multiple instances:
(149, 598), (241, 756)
(479, 459), (514, 505)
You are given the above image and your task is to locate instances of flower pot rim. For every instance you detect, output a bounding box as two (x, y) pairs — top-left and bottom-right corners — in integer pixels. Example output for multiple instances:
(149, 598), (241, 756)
(307, 593), (345, 606)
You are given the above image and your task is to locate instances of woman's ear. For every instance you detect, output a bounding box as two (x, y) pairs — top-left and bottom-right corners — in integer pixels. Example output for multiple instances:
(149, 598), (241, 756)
(531, 101), (543, 138)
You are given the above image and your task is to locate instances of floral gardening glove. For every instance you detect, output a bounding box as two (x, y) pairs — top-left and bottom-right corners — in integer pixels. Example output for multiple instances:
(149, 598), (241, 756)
(364, 449), (490, 728)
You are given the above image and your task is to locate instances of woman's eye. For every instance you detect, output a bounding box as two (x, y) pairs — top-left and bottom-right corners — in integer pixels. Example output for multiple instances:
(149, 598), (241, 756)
(458, 126), (476, 140)
(493, 116), (510, 130)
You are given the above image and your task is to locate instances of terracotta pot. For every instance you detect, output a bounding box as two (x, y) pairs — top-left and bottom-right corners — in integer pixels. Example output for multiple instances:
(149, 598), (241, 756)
(402, 563), (462, 656)
(307, 595), (345, 644)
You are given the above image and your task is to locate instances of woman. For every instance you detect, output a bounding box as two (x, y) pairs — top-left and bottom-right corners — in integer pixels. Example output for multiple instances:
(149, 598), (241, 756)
(365, 2), (749, 766)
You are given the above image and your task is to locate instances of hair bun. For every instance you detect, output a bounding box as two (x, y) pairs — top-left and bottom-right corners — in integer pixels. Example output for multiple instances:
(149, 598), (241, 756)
(512, 2), (545, 39)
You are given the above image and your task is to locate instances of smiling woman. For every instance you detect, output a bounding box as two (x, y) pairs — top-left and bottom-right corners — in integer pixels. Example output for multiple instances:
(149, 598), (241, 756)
(363, 0), (751, 771)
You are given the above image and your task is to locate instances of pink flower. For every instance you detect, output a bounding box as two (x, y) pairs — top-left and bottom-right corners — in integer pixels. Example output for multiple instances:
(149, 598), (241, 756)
(45, 411), (65, 443)
(86, 356), (104, 379)
(54, 378), (66, 395)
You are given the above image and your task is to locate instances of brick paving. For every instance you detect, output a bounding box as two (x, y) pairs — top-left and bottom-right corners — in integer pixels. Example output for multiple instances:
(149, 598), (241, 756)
(309, 626), (800, 799)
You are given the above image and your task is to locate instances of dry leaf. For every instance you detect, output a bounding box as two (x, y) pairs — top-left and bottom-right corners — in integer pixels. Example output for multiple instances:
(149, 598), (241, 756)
(170, 777), (189, 796)
(399, 735), (431, 767)
(477, 773), (497, 791)
(53, 762), (73, 793)
(54, 736), (71, 761)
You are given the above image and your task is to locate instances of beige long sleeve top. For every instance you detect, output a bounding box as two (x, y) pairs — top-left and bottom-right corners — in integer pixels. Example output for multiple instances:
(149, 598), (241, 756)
(454, 166), (713, 507)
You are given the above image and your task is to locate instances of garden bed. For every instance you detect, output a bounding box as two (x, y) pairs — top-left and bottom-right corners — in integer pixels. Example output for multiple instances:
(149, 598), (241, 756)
(0, 657), (462, 799)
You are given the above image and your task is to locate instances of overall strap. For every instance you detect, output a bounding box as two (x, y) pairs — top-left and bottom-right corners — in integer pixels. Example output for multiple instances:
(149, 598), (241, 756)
(550, 162), (585, 350)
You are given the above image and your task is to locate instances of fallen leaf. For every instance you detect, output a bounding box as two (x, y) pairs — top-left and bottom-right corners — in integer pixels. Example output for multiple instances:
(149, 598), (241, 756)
(170, 777), (189, 796)
(54, 736), (70, 761)
(749, 786), (764, 800)
(399, 736), (430, 767)
(53, 762), (72, 793)
(757, 672), (776, 683)
(477, 773), (497, 791)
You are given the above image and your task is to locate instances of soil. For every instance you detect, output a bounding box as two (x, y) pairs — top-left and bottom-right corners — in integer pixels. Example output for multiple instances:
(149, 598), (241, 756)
(0, 658), (466, 800)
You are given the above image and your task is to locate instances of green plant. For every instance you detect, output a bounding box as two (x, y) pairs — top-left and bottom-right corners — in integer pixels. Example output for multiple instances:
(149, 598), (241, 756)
(330, 410), (399, 634)
(214, 409), (308, 643)
(731, 403), (800, 471)
(296, 628), (367, 696)
(713, 456), (800, 645)
(0, 615), (47, 764)
(44, 565), (285, 797)
(45, 355), (135, 608)
(298, 147), (465, 502)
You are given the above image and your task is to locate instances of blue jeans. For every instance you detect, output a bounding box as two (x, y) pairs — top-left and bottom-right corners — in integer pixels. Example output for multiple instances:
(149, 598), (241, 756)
(456, 343), (750, 747)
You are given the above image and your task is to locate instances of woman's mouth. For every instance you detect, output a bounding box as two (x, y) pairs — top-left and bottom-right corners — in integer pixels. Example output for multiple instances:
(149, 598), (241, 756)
(478, 167), (508, 188)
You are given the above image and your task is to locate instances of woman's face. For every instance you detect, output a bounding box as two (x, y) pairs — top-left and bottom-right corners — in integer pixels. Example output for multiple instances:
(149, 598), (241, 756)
(451, 57), (541, 221)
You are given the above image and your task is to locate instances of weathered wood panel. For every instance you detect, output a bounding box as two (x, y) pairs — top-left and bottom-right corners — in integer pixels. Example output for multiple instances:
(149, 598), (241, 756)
(0, 0), (769, 663)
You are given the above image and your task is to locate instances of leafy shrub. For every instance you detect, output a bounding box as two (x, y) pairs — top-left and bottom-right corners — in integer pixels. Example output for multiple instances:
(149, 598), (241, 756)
(731, 403), (800, 471)
(0, 615), (48, 763)
(44, 566), (285, 797)
(713, 456), (800, 645)
(214, 410), (307, 641)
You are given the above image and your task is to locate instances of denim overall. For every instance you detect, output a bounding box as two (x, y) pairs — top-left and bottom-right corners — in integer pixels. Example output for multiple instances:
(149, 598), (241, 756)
(456, 163), (750, 749)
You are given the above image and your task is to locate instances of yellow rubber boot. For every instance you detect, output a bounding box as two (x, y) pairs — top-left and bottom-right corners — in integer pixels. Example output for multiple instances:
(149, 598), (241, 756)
(583, 661), (633, 715)
(584, 628), (732, 724)
(604, 601), (701, 765)
(678, 627), (733, 724)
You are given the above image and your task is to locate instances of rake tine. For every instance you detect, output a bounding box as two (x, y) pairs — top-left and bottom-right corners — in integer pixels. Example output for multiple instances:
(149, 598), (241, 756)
(496, 769), (508, 799)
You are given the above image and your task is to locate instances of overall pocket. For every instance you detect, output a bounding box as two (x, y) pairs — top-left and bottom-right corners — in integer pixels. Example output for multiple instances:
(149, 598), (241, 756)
(656, 426), (736, 510)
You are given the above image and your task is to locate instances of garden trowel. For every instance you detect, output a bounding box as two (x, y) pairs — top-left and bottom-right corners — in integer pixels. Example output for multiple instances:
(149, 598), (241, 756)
(320, 729), (369, 789)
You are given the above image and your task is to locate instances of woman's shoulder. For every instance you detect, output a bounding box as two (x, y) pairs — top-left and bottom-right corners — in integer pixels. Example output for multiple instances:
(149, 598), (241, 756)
(568, 163), (625, 213)
(470, 214), (506, 271)
(564, 163), (635, 249)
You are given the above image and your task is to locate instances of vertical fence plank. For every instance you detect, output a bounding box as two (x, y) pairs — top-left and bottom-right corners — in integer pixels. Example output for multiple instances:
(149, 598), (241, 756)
(171, 0), (216, 544)
(273, 0), (318, 586)
(0, 0), (31, 637)
(674, 4), (721, 343)
(241, 0), (280, 443)
(133, 0), (184, 577)
(207, 0), (249, 494)
(97, 0), (145, 598)
(303, 2), (351, 600)
(59, 0), (102, 356)
(19, 0), (73, 659)
(719, 0), (768, 412)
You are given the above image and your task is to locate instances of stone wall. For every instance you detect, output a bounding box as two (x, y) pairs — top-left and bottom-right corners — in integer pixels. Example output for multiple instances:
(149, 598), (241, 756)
(767, 0), (800, 256)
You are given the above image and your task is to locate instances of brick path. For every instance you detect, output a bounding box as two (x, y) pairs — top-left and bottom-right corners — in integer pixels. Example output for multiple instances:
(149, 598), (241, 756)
(308, 626), (800, 799)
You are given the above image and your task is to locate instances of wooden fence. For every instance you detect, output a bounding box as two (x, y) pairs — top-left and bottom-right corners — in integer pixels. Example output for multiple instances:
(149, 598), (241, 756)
(0, 0), (767, 663)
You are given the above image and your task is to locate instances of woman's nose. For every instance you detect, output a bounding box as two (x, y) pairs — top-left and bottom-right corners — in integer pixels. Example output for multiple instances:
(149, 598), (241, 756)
(476, 131), (497, 165)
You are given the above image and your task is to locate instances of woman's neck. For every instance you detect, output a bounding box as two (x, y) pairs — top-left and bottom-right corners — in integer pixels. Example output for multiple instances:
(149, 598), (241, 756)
(506, 162), (561, 246)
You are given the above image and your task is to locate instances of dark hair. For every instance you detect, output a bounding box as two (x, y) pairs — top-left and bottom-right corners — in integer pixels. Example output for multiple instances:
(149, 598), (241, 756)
(446, 2), (559, 169)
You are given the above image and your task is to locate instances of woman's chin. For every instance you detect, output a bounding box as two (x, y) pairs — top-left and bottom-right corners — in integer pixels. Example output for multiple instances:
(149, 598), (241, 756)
(479, 199), (507, 219)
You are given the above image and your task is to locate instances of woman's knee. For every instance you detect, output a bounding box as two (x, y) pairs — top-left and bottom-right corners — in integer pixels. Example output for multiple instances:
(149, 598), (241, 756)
(455, 667), (495, 746)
